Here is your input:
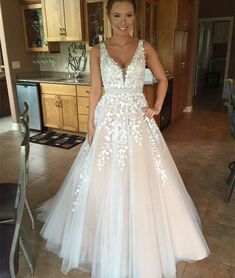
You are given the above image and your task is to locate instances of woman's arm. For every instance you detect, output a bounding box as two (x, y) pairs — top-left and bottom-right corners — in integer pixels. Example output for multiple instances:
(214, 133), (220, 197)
(143, 41), (168, 118)
(87, 44), (103, 144)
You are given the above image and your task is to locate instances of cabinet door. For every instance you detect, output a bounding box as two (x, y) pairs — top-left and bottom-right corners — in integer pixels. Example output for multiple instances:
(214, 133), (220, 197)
(60, 95), (79, 132)
(77, 96), (89, 114)
(84, 0), (107, 47)
(78, 115), (88, 133)
(43, 0), (64, 41)
(137, 0), (158, 47)
(41, 94), (61, 128)
(63, 0), (84, 41)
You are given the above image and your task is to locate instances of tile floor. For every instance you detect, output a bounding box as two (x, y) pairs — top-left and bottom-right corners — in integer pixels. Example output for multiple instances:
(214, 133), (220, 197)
(0, 98), (234, 277)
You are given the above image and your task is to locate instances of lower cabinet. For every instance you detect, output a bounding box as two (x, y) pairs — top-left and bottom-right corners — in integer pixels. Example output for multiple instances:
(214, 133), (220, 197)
(76, 85), (90, 133)
(40, 83), (172, 134)
(40, 83), (78, 132)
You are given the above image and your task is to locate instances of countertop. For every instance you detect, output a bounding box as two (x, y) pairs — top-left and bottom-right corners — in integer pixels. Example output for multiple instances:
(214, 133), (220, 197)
(16, 71), (173, 86)
(17, 76), (91, 86)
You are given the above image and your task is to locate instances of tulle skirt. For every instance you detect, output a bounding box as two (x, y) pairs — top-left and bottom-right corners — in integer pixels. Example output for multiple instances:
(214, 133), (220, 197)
(38, 90), (210, 278)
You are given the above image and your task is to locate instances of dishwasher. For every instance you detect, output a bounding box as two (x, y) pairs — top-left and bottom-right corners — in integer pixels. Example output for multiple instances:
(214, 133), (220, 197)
(16, 82), (43, 131)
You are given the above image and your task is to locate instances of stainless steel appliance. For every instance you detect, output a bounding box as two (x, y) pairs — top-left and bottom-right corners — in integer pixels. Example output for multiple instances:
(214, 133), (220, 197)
(16, 82), (42, 131)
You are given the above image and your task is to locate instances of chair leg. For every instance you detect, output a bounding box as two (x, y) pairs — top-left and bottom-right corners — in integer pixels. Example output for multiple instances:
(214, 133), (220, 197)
(20, 227), (34, 275)
(225, 162), (235, 203)
(24, 198), (35, 229)
(225, 175), (235, 203)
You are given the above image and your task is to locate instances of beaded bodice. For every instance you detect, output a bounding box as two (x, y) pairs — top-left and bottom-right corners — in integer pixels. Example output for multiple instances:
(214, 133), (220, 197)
(100, 40), (146, 89)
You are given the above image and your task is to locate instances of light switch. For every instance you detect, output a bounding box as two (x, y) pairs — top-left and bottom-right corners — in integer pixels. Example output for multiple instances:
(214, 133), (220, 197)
(12, 61), (21, 69)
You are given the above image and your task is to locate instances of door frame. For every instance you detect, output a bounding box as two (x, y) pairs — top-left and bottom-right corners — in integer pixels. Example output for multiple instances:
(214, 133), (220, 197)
(198, 16), (233, 80)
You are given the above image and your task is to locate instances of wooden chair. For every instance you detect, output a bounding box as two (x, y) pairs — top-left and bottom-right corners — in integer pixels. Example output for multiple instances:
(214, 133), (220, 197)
(0, 102), (34, 277)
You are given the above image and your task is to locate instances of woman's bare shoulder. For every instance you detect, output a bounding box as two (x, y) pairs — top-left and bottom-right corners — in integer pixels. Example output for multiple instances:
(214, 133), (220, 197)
(143, 40), (156, 53)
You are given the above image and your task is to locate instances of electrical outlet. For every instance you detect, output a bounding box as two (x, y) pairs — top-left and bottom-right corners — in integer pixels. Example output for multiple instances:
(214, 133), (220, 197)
(12, 61), (21, 69)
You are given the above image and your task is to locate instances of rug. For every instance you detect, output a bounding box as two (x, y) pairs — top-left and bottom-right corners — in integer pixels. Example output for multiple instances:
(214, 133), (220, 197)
(30, 131), (85, 149)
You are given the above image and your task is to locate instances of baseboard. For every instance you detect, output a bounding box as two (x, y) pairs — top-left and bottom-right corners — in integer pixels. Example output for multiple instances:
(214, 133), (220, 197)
(183, 106), (193, 113)
(12, 123), (20, 131)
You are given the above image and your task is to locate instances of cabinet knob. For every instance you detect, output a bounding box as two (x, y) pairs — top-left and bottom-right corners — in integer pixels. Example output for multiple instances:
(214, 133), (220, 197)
(85, 90), (90, 94)
(62, 28), (66, 35)
(55, 99), (59, 107)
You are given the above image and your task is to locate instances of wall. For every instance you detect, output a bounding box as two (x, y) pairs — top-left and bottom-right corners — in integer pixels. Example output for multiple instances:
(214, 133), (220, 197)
(39, 42), (90, 74)
(0, 0), (39, 124)
(199, 0), (235, 77)
(229, 0), (235, 77)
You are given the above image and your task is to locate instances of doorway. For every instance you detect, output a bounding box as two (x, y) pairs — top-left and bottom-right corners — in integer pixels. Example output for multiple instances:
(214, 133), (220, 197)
(194, 17), (233, 112)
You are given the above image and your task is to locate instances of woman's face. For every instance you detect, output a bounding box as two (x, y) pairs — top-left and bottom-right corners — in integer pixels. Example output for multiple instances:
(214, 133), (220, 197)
(109, 1), (135, 36)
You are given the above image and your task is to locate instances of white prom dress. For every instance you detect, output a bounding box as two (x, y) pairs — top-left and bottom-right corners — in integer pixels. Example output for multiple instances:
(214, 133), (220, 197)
(38, 40), (210, 278)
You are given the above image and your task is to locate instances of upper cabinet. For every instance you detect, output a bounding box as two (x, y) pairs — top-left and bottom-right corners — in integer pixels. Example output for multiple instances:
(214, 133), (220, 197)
(84, 0), (110, 48)
(21, 3), (60, 52)
(42, 0), (84, 41)
(136, 0), (158, 47)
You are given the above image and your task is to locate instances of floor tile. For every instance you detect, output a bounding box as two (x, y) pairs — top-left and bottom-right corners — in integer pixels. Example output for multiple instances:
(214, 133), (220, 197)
(182, 258), (235, 278)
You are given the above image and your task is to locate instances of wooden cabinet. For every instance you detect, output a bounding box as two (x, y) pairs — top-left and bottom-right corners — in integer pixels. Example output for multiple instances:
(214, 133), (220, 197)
(136, 0), (158, 47)
(21, 4), (60, 52)
(77, 85), (90, 133)
(42, 0), (84, 41)
(40, 83), (78, 132)
(39, 82), (172, 133)
(84, 0), (110, 48)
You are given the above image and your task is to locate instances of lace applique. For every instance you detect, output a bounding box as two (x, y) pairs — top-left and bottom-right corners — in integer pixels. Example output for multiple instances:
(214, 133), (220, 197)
(100, 40), (146, 89)
(72, 143), (90, 212)
(97, 91), (146, 171)
(145, 117), (168, 185)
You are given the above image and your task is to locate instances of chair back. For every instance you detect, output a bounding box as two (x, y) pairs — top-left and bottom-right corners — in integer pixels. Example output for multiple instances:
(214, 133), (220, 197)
(223, 79), (235, 105)
(9, 103), (30, 277)
(20, 102), (30, 185)
(223, 79), (235, 139)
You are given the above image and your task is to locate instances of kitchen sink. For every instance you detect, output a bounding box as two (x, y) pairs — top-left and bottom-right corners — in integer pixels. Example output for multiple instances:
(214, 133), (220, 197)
(55, 78), (82, 83)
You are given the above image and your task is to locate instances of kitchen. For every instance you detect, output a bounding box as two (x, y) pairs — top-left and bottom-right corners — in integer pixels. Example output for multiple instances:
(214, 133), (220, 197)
(0, 0), (235, 277)
(0, 0), (199, 135)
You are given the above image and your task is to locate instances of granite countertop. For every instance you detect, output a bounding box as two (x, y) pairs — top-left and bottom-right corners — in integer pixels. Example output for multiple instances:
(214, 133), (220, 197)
(16, 71), (172, 86)
(17, 75), (91, 86)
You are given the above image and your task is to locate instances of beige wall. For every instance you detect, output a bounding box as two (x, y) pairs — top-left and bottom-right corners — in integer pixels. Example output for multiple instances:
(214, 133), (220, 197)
(199, 0), (235, 78)
(0, 0), (39, 124)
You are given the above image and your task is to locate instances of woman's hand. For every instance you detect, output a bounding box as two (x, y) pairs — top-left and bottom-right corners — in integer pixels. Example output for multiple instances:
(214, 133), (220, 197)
(88, 125), (95, 145)
(142, 106), (161, 118)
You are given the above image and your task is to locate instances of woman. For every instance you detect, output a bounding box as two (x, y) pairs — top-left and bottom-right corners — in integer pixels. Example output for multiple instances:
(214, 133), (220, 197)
(38, 0), (210, 277)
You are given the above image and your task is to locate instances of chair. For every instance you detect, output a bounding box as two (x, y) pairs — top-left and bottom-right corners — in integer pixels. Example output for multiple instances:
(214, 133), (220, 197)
(0, 102), (34, 277)
(19, 103), (35, 230)
(223, 79), (235, 202)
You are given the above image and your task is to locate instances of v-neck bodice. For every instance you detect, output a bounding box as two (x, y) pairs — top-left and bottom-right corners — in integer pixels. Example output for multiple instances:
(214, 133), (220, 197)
(100, 39), (146, 89)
